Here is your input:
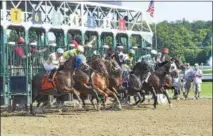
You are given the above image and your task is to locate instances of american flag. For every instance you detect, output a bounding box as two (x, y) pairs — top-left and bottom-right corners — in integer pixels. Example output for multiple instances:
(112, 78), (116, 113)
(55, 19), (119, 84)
(146, 0), (155, 17)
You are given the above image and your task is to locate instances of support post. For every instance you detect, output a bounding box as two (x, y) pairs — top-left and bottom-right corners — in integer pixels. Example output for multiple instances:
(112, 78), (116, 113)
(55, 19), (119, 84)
(2, 27), (9, 105)
(98, 31), (102, 51)
(127, 34), (131, 51)
(24, 27), (32, 105)
(64, 30), (68, 47)
(81, 31), (85, 45)
(113, 33), (117, 50)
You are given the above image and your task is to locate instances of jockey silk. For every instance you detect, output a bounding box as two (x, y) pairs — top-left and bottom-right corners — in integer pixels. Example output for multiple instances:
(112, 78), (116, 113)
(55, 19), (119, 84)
(74, 55), (86, 69)
(63, 49), (79, 59)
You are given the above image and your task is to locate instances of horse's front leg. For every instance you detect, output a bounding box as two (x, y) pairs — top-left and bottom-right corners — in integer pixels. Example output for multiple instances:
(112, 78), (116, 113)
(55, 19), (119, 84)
(91, 88), (100, 111)
(162, 87), (172, 108)
(150, 87), (157, 110)
(106, 88), (122, 110)
(64, 86), (82, 108)
(93, 85), (108, 109)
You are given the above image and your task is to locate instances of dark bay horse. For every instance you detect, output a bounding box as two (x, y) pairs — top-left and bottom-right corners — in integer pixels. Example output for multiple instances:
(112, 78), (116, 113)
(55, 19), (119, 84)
(30, 57), (82, 114)
(128, 59), (178, 109)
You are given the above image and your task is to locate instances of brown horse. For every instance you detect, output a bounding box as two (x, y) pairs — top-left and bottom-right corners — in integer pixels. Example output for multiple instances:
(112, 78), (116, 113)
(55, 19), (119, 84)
(72, 59), (107, 111)
(30, 57), (82, 114)
(103, 59), (123, 96)
(87, 57), (122, 110)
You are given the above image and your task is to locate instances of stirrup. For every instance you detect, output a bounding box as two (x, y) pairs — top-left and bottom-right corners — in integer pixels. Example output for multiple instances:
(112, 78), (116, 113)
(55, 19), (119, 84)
(54, 88), (59, 94)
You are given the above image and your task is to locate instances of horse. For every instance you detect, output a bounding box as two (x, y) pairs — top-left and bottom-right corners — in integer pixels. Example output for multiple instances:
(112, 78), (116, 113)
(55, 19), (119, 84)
(128, 58), (178, 109)
(87, 57), (122, 110)
(30, 57), (82, 114)
(72, 57), (109, 111)
(103, 59), (123, 96)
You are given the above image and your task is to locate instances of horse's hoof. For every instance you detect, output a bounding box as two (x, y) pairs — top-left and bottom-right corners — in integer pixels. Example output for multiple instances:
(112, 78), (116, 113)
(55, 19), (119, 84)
(96, 105), (101, 111)
(118, 105), (122, 110)
(58, 109), (63, 114)
(78, 104), (82, 109)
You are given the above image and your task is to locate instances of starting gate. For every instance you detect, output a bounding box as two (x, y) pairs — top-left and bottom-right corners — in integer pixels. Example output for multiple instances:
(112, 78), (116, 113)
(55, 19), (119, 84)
(0, 1), (153, 106)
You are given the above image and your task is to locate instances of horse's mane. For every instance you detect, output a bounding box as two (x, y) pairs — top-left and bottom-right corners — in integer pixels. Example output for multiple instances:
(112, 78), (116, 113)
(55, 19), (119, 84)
(63, 57), (74, 70)
(133, 61), (151, 72)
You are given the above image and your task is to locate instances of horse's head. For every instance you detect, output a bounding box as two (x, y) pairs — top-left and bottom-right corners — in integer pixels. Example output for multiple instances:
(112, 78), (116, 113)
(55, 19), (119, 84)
(171, 56), (184, 70)
(168, 60), (178, 73)
(90, 58), (109, 77)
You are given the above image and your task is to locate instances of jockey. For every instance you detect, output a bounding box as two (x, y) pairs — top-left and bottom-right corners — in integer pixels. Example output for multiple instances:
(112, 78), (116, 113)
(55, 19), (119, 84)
(105, 47), (115, 60)
(43, 48), (64, 82)
(63, 45), (85, 60)
(150, 49), (157, 63)
(124, 49), (135, 68)
(115, 44), (125, 66)
(102, 45), (109, 59)
(70, 36), (81, 48)
(157, 48), (169, 63)
(150, 49), (158, 71)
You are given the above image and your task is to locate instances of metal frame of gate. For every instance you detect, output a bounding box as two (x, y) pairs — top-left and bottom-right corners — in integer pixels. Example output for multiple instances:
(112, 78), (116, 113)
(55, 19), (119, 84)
(0, 1), (153, 105)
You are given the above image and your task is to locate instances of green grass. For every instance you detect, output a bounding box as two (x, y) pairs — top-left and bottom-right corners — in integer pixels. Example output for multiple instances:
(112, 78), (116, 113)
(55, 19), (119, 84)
(200, 82), (212, 97)
(186, 82), (212, 97)
(202, 70), (212, 74)
(168, 82), (212, 97)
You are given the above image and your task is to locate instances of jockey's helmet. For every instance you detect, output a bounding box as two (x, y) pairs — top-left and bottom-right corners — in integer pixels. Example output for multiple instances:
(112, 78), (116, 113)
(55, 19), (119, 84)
(128, 49), (135, 55)
(151, 49), (157, 55)
(77, 45), (84, 53)
(56, 48), (64, 54)
(161, 48), (169, 54)
(17, 37), (25, 44)
(103, 45), (109, 49)
(93, 50), (99, 55)
(30, 41), (37, 47)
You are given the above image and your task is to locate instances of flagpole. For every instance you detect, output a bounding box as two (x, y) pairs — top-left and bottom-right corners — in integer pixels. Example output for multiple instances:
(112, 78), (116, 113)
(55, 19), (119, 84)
(155, 20), (157, 51)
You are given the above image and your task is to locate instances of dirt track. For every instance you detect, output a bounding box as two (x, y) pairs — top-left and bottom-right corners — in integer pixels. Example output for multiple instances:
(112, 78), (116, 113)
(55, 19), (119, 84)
(1, 99), (212, 136)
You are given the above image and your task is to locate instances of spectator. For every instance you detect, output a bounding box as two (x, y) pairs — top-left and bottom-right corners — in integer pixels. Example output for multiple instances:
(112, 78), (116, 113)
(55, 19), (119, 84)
(192, 63), (203, 99)
(182, 63), (194, 99)
(172, 69), (181, 100)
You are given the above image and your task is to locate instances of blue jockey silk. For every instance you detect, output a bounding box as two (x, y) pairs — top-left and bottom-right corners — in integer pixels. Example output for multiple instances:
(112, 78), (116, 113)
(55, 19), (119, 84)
(74, 55), (86, 69)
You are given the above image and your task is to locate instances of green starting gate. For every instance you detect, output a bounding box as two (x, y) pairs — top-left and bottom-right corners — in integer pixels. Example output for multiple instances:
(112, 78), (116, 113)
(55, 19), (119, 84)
(0, 1), (154, 106)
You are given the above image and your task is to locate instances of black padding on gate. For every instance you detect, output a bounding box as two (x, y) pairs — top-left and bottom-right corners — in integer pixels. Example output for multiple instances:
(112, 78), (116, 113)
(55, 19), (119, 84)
(0, 76), (3, 94)
(1, 96), (4, 105)
(12, 95), (27, 105)
(10, 76), (27, 93)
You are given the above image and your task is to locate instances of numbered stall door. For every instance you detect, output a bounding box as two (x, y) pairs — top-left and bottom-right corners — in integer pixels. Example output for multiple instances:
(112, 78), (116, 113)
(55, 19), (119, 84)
(10, 8), (22, 24)
(6, 43), (28, 104)
(32, 10), (42, 24)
